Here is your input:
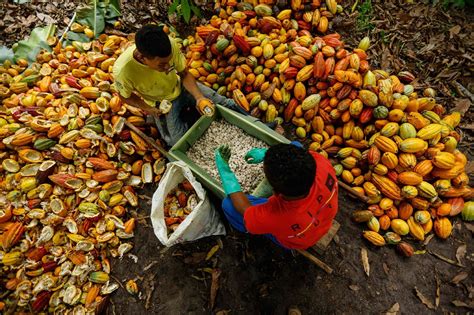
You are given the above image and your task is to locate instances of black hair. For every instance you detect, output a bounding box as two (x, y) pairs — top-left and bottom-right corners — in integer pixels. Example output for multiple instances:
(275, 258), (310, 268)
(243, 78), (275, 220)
(263, 144), (316, 197)
(135, 24), (171, 58)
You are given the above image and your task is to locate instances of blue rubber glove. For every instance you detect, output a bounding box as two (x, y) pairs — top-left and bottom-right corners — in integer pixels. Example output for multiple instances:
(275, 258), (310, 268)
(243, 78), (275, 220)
(215, 145), (241, 195)
(244, 141), (304, 164)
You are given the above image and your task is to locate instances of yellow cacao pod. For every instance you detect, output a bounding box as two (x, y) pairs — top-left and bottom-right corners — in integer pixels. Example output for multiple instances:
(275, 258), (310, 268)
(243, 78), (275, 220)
(417, 181), (438, 200)
(398, 172), (423, 186)
(398, 153), (417, 169)
(401, 185), (418, 199)
(391, 219), (409, 236)
(432, 152), (456, 170)
(417, 124), (444, 140)
(381, 152), (398, 169)
(371, 173), (401, 200)
(399, 138), (427, 153)
(362, 231), (386, 246)
(374, 136), (398, 153)
(407, 216), (425, 241)
(434, 217), (452, 239)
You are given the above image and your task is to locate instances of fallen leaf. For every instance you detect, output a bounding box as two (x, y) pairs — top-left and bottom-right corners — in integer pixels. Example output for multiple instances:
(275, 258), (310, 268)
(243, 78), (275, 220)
(36, 12), (56, 24)
(460, 123), (474, 130)
(429, 250), (464, 267)
(455, 244), (467, 265)
(451, 271), (469, 284)
(435, 272), (440, 308)
(361, 247), (370, 277)
(385, 302), (400, 315)
(449, 25), (461, 38)
(465, 223), (474, 234)
(383, 263), (390, 275)
(414, 287), (435, 310)
(452, 300), (474, 309)
(414, 250), (426, 255)
(210, 269), (221, 310)
(349, 284), (360, 291)
(191, 275), (206, 281)
(422, 234), (435, 246)
(452, 98), (471, 115)
(217, 237), (224, 249)
(206, 244), (220, 261)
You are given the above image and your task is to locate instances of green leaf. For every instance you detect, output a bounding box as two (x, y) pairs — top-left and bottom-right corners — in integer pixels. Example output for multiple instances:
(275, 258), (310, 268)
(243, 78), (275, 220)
(190, 3), (202, 18)
(181, 0), (191, 23)
(65, 31), (90, 44)
(0, 46), (14, 63)
(13, 24), (56, 63)
(168, 0), (179, 14)
(105, 0), (122, 19)
(75, 0), (105, 38)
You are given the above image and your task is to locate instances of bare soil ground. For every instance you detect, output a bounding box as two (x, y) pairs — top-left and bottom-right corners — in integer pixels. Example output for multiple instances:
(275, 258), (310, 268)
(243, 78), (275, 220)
(107, 186), (473, 314)
(0, 0), (473, 314)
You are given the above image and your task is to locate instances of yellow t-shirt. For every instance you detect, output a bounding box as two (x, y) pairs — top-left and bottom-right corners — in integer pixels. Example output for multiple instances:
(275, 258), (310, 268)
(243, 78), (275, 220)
(112, 37), (186, 105)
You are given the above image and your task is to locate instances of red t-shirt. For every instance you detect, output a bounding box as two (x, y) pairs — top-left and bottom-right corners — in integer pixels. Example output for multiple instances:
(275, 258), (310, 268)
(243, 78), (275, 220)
(243, 151), (338, 249)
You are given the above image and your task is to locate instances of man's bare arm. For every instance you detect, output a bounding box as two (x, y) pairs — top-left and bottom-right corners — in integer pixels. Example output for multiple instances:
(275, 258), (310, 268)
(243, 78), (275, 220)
(118, 93), (161, 116)
(229, 191), (252, 216)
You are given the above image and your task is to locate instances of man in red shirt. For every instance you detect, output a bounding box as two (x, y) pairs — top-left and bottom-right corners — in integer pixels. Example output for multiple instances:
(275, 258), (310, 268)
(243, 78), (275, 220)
(215, 143), (338, 249)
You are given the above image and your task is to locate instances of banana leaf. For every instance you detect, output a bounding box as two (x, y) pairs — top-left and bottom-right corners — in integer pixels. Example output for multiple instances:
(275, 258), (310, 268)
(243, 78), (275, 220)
(74, 0), (122, 39)
(0, 46), (14, 63)
(65, 31), (90, 44)
(181, 0), (191, 23)
(12, 24), (56, 63)
(105, 0), (121, 19)
(75, 0), (106, 38)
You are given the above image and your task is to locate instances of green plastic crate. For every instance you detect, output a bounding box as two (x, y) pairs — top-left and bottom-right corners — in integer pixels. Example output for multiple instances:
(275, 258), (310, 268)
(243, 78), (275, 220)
(169, 105), (290, 199)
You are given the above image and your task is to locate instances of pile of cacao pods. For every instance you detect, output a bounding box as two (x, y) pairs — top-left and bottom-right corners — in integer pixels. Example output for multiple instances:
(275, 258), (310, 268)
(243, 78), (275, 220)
(0, 32), (167, 312)
(181, 0), (473, 248)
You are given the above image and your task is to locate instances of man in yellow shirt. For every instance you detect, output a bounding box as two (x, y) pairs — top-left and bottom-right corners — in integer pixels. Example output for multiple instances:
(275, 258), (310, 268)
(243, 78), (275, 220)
(113, 24), (242, 146)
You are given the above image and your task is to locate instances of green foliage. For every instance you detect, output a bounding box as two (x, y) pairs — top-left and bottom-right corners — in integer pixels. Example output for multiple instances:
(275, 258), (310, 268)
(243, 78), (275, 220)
(169, 0), (202, 24)
(441, 0), (465, 8)
(379, 30), (388, 44)
(433, 0), (474, 8)
(66, 0), (122, 43)
(0, 46), (14, 64)
(11, 25), (57, 63)
(356, 0), (375, 32)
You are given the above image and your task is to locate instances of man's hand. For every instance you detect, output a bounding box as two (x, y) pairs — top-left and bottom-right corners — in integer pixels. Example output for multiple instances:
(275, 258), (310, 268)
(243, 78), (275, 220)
(215, 145), (241, 196)
(244, 141), (303, 164)
(119, 93), (162, 118)
(244, 148), (268, 164)
(196, 97), (215, 116)
(216, 144), (231, 164)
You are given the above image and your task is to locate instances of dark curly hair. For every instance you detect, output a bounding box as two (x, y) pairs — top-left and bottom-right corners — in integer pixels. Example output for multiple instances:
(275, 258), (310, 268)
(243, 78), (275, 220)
(135, 24), (171, 58)
(263, 144), (316, 197)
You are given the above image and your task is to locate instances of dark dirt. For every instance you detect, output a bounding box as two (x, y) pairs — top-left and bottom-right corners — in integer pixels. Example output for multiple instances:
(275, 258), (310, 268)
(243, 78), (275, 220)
(1, 0), (473, 314)
(107, 188), (473, 314)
